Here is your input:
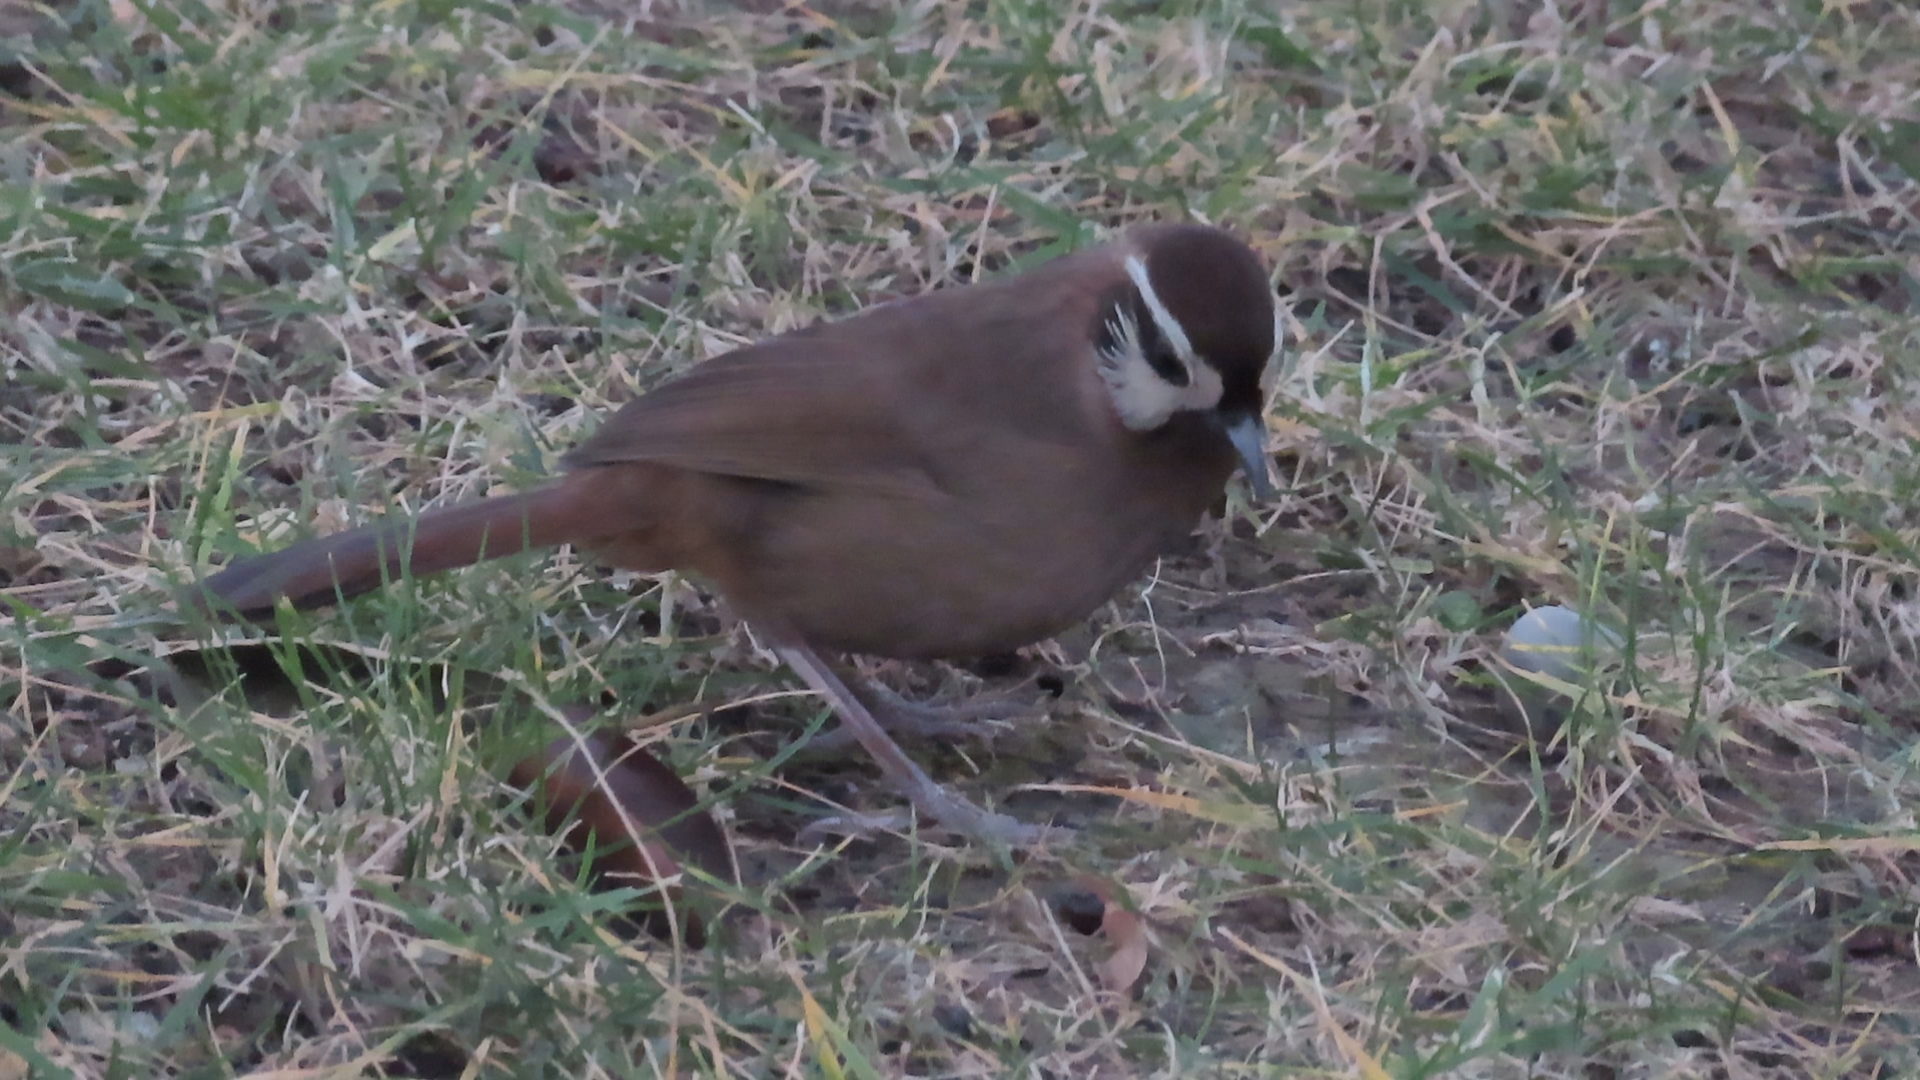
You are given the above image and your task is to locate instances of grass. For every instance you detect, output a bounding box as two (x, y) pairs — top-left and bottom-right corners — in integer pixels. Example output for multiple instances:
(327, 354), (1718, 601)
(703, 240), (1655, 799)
(5, 0), (1920, 1075)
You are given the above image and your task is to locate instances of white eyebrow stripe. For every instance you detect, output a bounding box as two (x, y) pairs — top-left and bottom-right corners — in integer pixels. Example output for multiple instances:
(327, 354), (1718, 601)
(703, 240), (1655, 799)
(1123, 253), (1195, 364)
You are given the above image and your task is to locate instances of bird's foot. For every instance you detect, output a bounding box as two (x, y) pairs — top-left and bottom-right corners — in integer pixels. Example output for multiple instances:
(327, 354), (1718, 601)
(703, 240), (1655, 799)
(797, 800), (1070, 850)
(910, 779), (1071, 849)
(777, 643), (1065, 852)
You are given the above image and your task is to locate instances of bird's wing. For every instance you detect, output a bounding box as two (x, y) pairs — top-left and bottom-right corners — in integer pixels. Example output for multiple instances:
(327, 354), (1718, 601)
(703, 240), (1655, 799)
(560, 326), (946, 501)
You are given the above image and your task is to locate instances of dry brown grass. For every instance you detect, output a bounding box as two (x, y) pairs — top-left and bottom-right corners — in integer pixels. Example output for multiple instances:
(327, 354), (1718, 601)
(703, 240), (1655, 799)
(6, 0), (1920, 1076)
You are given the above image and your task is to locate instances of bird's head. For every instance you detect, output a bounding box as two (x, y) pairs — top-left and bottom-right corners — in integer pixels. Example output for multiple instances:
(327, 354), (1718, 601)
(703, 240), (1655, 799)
(1091, 223), (1279, 496)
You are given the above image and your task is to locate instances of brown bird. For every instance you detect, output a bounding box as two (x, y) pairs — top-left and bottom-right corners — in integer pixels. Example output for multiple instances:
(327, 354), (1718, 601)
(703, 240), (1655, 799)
(197, 222), (1278, 847)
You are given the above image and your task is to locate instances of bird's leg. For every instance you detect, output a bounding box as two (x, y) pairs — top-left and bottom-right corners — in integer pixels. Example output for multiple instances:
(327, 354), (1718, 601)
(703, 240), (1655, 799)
(775, 643), (1058, 849)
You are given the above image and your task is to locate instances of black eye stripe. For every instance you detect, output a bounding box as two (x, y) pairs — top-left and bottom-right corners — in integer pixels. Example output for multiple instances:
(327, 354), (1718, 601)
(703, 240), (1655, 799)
(1129, 289), (1188, 387)
(1091, 283), (1191, 388)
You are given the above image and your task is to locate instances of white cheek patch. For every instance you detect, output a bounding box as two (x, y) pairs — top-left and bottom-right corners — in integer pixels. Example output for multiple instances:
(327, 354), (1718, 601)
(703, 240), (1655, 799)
(1183, 360), (1224, 411)
(1097, 263), (1225, 431)
(1097, 305), (1172, 430)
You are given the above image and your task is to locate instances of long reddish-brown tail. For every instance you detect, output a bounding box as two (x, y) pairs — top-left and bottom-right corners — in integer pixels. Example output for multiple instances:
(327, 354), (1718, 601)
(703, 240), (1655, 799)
(198, 482), (596, 618)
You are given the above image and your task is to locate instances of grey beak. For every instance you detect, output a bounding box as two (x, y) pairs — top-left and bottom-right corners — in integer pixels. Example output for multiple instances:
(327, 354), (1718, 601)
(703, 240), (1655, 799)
(1219, 412), (1274, 499)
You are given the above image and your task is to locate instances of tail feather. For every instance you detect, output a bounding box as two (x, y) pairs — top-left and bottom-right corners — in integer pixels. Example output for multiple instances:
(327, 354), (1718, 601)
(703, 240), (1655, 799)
(199, 486), (584, 618)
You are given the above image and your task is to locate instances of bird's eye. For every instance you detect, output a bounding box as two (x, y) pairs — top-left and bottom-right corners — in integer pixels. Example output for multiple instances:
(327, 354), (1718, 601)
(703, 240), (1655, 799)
(1092, 284), (1192, 388)
(1146, 341), (1189, 387)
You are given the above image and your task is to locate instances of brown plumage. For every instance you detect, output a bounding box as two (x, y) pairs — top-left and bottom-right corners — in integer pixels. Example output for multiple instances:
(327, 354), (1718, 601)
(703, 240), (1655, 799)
(198, 222), (1278, 846)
